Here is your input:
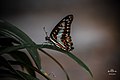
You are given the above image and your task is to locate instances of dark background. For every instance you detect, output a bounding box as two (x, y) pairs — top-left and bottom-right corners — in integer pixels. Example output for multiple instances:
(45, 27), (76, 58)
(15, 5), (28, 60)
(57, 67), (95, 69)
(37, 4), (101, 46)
(0, 0), (120, 80)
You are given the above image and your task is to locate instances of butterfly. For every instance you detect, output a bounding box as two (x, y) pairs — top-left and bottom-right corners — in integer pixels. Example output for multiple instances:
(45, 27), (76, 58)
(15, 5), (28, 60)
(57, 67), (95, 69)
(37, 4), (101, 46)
(43, 15), (74, 51)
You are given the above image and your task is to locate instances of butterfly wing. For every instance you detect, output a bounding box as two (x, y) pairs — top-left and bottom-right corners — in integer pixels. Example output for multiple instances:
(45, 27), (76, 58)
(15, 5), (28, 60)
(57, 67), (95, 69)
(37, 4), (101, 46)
(50, 15), (74, 51)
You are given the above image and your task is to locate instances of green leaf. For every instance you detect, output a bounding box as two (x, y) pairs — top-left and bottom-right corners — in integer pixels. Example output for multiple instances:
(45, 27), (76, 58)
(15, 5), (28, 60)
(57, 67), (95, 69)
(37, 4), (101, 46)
(26, 46), (41, 70)
(0, 34), (20, 45)
(8, 51), (36, 77)
(0, 56), (26, 80)
(8, 60), (52, 80)
(0, 36), (19, 46)
(40, 49), (70, 80)
(0, 45), (51, 79)
(0, 45), (25, 55)
(0, 69), (22, 80)
(16, 70), (39, 80)
(0, 69), (40, 80)
(0, 20), (41, 70)
(0, 34), (20, 51)
(37, 44), (93, 78)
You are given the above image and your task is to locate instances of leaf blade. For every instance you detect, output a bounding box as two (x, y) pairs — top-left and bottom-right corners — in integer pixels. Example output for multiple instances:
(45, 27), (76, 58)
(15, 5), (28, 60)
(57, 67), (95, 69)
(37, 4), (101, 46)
(37, 44), (93, 78)
(0, 20), (41, 70)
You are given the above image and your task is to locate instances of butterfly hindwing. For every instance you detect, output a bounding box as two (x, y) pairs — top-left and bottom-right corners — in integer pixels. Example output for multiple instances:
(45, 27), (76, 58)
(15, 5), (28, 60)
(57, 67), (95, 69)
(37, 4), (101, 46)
(50, 15), (74, 51)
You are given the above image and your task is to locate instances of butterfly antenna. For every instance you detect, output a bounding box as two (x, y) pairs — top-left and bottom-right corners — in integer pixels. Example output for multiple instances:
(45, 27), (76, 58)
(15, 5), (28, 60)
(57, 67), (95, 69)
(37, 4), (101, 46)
(43, 27), (48, 37)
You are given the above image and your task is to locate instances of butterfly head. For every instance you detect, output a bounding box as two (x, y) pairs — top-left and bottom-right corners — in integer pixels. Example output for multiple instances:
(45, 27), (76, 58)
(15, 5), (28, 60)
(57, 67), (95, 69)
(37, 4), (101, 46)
(45, 36), (50, 41)
(43, 27), (50, 41)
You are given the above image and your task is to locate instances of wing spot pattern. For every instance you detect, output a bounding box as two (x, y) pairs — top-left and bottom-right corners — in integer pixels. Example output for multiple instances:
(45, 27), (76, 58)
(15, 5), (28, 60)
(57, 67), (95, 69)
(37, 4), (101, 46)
(49, 15), (74, 51)
(55, 30), (57, 32)
(67, 24), (69, 25)
(61, 22), (65, 27)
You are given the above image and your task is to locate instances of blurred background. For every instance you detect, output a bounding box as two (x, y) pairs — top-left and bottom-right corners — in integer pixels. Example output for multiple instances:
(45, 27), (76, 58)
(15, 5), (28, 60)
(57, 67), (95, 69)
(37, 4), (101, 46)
(0, 0), (120, 80)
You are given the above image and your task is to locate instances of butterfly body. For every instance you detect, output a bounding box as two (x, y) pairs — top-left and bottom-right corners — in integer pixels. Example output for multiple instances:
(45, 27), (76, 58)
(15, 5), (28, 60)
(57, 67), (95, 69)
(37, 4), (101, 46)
(45, 15), (74, 51)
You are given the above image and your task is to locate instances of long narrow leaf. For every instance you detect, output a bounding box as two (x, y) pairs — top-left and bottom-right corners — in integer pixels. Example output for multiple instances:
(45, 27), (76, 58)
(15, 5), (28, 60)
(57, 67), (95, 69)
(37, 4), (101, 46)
(8, 60), (52, 80)
(0, 20), (41, 69)
(0, 45), (25, 55)
(16, 70), (39, 80)
(40, 49), (70, 80)
(0, 43), (93, 78)
(37, 44), (93, 78)
(0, 69), (40, 80)
(0, 69), (23, 80)
(0, 56), (26, 80)
(0, 45), (52, 80)
(8, 51), (36, 77)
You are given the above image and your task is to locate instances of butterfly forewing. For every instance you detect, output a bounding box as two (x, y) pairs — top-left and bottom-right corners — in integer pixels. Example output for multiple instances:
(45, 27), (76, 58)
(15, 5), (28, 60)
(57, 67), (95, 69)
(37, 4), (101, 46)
(49, 15), (74, 51)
